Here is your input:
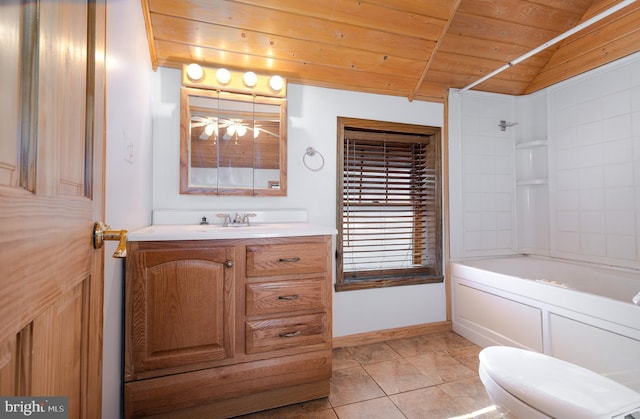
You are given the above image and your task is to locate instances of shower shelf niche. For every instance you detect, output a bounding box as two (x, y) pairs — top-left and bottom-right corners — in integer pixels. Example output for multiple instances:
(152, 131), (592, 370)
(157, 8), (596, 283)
(515, 140), (548, 185)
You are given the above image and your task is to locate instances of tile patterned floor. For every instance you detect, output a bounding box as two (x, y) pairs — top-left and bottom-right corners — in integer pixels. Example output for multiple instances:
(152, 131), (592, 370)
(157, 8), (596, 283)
(236, 332), (501, 419)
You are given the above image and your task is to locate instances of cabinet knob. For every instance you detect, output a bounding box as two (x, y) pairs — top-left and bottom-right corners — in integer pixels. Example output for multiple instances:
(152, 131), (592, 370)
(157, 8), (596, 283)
(225, 260), (234, 268)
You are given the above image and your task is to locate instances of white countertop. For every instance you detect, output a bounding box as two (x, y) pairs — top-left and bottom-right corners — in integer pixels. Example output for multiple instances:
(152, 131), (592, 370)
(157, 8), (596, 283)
(128, 223), (337, 241)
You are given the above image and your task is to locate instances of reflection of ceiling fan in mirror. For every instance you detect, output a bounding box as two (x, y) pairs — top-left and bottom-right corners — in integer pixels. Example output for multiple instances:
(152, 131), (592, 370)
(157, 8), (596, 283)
(191, 116), (217, 140)
(190, 116), (279, 141)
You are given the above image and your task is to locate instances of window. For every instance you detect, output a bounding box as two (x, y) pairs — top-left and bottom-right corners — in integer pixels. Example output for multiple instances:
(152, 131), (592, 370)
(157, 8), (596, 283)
(336, 118), (442, 291)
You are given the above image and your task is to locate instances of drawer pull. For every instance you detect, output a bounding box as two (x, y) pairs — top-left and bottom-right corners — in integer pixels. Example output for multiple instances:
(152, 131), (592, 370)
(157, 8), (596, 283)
(278, 331), (301, 338)
(278, 294), (300, 301)
(277, 257), (300, 263)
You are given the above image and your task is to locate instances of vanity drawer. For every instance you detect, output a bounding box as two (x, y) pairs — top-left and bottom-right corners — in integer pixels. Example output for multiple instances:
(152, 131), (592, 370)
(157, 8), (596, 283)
(246, 278), (327, 316)
(246, 313), (328, 354)
(246, 242), (327, 277)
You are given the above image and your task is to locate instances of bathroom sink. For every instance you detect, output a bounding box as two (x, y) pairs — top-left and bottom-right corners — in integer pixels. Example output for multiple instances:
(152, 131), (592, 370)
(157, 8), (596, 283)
(128, 223), (336, 241)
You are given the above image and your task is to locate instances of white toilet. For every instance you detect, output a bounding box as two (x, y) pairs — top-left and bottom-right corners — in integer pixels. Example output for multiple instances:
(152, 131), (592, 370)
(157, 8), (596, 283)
(479, 346), (640, 418)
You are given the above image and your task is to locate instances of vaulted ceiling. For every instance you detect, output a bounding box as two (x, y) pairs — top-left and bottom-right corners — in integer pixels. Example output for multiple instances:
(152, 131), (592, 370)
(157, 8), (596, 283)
(141, 0), (640, 102)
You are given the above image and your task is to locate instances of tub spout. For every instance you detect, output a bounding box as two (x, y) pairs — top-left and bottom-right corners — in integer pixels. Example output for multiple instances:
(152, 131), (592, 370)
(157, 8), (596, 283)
(633, 291), (640, 306)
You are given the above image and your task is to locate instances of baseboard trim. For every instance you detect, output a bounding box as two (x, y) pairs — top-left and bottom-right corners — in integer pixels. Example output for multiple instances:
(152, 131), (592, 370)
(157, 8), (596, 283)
(333, 321), (452, 348)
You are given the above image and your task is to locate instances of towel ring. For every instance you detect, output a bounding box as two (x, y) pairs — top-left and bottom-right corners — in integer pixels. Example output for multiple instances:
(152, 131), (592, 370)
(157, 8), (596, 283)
(303, 147), (325, 172)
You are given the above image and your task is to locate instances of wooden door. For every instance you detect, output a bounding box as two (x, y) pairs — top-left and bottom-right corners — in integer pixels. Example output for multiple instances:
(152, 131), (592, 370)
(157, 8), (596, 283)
(0, 0), (106, 418)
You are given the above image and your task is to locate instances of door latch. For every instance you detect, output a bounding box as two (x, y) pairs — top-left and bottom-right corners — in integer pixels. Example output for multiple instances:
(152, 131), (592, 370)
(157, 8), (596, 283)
(93, 222), (128, 258)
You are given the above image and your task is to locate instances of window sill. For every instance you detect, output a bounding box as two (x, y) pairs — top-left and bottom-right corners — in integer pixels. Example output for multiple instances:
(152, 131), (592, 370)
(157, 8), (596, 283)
(334, 275), (444, 292)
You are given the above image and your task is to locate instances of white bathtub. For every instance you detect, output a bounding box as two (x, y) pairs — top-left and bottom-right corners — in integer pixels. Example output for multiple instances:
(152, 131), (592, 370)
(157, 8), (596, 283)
(451, 255), (640, 392)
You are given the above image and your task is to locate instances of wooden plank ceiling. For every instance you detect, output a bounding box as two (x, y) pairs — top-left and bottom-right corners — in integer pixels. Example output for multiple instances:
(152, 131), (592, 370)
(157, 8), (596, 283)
(142, 0), (640, 102)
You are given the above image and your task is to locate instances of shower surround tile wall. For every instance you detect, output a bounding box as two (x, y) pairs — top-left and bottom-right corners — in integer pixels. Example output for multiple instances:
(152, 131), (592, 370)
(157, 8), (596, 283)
(449, 92), (517, 259)
(548, 54), (640, 270)
(450, 51), (640, 271)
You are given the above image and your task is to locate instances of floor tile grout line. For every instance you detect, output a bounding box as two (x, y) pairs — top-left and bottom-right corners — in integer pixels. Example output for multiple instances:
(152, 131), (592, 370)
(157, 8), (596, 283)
(334, 336), (479, 418)
(331, 334), (486, 419)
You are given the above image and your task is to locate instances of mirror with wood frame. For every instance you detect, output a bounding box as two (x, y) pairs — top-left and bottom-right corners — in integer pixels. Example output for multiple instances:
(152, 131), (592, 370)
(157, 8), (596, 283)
(180, 87), (287, 196)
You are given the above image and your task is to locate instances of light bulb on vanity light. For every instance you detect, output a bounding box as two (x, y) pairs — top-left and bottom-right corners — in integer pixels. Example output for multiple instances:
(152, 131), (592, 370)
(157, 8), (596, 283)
(269, 75), (284, 91)
(216, 68), (231, 85)
(243, 71), (257, 87)
(186, 63), (204, 81)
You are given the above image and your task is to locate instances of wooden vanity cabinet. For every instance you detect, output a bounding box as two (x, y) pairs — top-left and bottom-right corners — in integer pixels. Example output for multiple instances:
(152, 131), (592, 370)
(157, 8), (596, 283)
(124, 235), (332, 418)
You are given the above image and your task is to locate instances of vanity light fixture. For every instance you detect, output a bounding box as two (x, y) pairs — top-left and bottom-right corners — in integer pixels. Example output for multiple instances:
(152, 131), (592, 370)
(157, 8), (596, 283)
(186, 63), (204, 81)
(182, 64), (287, 98)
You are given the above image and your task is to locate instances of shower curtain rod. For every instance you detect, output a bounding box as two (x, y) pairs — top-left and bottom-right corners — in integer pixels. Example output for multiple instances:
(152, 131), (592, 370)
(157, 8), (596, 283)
(456, 0), (638, 95)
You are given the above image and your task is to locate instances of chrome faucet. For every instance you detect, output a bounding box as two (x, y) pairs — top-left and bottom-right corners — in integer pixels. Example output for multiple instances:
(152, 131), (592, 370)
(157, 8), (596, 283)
(217, 212), (256, 226)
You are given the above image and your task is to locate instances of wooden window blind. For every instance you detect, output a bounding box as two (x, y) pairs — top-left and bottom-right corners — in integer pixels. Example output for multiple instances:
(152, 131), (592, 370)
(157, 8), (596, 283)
(336, 119), (442, 291)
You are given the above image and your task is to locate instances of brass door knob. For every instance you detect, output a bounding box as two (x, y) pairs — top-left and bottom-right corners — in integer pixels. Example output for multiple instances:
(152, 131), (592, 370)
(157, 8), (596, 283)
(93, 222), (128, 258)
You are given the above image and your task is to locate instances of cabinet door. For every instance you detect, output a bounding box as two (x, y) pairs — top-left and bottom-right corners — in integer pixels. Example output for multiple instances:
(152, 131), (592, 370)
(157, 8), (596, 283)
(126, 246), (235, 377)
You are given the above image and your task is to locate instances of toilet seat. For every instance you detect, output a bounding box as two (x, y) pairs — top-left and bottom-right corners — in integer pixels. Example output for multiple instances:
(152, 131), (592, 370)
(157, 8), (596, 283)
(479, 346), (640, 419)
(479, 362), (550, 418)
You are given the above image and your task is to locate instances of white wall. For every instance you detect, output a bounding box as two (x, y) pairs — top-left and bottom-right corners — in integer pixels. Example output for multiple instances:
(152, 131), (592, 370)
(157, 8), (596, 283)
(104, 0), (153, 416)
(449, 51), (640, 272)
(152, 68), (447, 337)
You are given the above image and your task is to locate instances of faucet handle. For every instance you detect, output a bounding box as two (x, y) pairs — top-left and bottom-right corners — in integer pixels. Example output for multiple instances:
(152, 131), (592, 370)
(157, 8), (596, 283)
(242, 213), (257, 225)
(216, 213), (231, 226)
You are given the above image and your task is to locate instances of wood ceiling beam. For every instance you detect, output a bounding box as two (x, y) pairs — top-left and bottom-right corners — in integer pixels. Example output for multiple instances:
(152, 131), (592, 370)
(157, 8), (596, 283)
(409, 0), (463, 102)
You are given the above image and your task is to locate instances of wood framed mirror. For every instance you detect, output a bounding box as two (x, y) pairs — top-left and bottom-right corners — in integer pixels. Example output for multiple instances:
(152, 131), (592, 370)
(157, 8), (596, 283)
(179, 86), (287, 196)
